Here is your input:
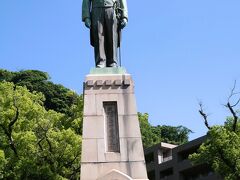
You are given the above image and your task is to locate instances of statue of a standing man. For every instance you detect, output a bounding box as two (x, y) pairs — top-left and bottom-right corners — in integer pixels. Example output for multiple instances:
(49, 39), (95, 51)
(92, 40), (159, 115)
(82, 0), (128, 68)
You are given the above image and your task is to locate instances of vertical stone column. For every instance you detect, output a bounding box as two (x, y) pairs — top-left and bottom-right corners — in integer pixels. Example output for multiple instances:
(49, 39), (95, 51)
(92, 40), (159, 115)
(80, 68), (148, 180)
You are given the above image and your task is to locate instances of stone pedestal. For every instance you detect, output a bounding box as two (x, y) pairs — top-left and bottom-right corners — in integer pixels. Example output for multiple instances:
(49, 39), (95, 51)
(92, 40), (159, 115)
(80, 68), (148, 180)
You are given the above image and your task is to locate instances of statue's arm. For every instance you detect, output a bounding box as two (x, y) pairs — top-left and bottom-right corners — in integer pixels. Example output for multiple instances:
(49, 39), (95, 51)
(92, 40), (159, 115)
(82, 0), (91, 22)
(119, 0), (128, 20)
(119, 0), (128, 29)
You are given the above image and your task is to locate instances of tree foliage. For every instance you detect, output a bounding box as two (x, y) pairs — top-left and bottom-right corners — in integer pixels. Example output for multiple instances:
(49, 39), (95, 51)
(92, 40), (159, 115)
(0, 82), (81, 179)
(190, 83), (240, 180)
(0, 69), (79, 115)
(190, 120), (240, 180)
(138, 113), (160, 148)
(138, 113), (192, 148)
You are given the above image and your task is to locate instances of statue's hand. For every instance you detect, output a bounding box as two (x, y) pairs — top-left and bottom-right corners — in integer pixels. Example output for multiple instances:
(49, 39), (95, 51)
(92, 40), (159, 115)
(120, 18), (128, 29)
(85, 18), (91, 29)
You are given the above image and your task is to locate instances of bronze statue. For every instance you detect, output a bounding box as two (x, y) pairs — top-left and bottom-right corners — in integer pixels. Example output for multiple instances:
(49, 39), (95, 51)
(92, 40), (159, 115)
(82, 0), (128, 68)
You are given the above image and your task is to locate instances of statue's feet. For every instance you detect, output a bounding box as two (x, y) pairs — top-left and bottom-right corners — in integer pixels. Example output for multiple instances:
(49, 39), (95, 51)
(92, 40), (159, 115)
(96, 60), (106, 68)
(108, 63), (117, 68)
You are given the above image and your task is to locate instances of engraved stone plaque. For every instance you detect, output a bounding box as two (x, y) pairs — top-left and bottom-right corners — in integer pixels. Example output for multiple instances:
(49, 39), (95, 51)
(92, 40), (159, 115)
(103, 102), (120, 152)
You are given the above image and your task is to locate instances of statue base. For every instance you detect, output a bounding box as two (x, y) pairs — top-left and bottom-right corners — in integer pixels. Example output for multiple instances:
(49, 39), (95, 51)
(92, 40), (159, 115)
(80, 67), (148, 180)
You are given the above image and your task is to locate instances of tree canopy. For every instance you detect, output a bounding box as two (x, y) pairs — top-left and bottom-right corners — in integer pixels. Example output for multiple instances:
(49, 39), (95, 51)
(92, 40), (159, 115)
(0, 69), (78, 115)
(190, 85), (240, 180)
(138, 113), (192, 148)
(0, 82), (82, 179)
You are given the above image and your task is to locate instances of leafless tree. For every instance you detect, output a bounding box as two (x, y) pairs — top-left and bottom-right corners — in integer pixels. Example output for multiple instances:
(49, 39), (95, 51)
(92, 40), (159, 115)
(199, 80), (240, 132)
(198, 102), (211, 130)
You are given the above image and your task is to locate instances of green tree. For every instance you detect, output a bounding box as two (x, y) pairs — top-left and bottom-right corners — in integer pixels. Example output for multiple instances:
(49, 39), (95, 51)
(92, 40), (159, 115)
(138, 113), (160, 148)
(190, 85), (240, 180)
(0, 82), (81, 179)
(0, 69), (79, 114)
(0, 150), (6, 178)
(159, 125), (192, 145)
(60, 94), (84, 135)
(138, 113), (192, 148)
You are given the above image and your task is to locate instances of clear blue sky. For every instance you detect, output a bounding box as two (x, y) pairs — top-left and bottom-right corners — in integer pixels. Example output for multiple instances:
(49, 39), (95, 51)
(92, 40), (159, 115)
(1, 0), (240, 140)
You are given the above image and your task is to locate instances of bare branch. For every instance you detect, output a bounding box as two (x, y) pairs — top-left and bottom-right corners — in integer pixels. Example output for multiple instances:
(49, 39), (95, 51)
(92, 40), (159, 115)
(35, 121), (54, 154)
(8, 96), (19, 134)
(0, 124), (18, 157)
(45, 136), (53, 153)
(65, 153), (79, 167)
(226, 102), (239, 132)
(227, 80), (240, 107)
(37, 138), (44, 151)
(232, 98), (240, 108)
(226, 81), (239, 132)
(198, 102), (211, 130)
(228, 80), (237, 102)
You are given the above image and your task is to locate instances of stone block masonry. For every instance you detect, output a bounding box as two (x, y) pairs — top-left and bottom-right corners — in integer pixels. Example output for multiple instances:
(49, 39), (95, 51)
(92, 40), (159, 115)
(80, 68), (148, 180)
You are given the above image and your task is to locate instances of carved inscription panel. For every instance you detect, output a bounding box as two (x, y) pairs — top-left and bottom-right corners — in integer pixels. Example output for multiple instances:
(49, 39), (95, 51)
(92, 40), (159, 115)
(103, 102), (120, 152)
